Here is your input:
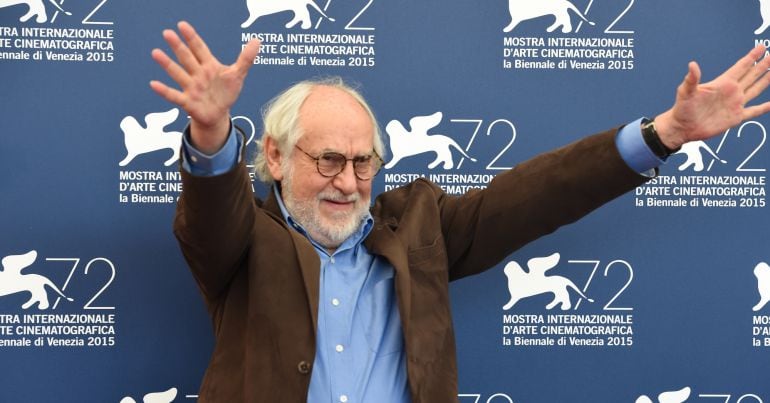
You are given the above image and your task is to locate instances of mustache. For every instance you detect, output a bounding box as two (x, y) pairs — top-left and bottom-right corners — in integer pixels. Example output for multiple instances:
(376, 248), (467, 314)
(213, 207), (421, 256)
(317, 191), (360, 203)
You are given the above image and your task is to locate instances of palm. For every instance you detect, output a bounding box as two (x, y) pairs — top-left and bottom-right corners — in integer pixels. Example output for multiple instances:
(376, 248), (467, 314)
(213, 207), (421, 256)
(179, 61), (248, 127)
(659, 46), (770, 147)
(672, 76), (743, 141)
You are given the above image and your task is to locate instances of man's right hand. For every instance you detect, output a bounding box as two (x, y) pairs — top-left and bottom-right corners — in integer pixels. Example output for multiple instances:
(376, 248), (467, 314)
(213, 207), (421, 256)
(150, 21), (261, 154)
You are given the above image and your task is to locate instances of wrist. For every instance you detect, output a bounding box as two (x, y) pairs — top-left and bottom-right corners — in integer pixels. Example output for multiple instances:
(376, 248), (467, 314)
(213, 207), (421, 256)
(641, 117), (681, 159)
(651, 111), (686, 151)
(190, 117), (232, 155)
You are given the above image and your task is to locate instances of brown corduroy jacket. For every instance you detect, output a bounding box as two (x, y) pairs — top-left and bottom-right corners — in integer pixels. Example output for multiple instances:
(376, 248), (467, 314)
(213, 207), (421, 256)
(173, 128), (649, 402)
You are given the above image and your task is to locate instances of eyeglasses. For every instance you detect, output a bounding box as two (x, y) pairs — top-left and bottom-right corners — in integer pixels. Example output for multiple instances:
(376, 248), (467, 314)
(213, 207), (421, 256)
(295, 145), (383, 181)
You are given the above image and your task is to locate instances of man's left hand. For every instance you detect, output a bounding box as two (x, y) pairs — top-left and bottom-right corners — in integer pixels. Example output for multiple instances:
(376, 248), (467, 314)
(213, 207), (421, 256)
(656, 45), (770, 150)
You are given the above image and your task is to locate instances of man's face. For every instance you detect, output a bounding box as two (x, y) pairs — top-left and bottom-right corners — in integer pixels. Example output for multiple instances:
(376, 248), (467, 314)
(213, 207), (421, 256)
(270, 86), (375, 249)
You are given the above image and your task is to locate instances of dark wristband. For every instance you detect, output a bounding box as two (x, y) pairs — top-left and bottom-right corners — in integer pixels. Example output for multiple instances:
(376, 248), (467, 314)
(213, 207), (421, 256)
(641, 118), (681, 159)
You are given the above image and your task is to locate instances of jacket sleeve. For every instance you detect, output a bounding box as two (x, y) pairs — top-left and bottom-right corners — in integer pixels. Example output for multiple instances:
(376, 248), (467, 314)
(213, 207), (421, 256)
(173, 161), (257, 301)
(438, 128), (652, 281)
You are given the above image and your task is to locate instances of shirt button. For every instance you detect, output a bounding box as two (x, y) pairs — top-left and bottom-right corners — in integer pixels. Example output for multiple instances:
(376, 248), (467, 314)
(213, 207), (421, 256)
(339, 395), (348, 403)
(330, 256), (336, 264)
(335, 344), (344, 353)
(331, 298), (340, 306)
(190, 155), (198, 163)
(297, 360), (311, 374)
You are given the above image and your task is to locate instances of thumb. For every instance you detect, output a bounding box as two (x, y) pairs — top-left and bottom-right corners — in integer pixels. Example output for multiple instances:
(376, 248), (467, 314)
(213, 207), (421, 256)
(680, 61), (701, 96)
(235, 39), (261, 74)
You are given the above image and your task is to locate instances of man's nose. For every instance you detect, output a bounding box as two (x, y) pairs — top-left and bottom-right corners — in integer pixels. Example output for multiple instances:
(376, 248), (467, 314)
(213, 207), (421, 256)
(332, 161), (358, 194)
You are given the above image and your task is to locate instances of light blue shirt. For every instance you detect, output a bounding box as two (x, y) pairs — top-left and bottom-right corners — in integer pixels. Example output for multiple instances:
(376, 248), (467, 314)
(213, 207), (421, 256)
(273, 186), (410, 403)
(181, 118), (663, 403)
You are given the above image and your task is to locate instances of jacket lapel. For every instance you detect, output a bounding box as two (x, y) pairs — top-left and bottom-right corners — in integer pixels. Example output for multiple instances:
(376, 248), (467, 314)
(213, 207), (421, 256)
(364, 217), (411, 334)
(263, 189), (321, 332)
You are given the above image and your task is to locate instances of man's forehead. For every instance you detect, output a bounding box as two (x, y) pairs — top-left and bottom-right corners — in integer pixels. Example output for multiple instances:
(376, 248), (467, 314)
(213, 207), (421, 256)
(297, 85), (374, 147)
(301, 85), (369, 115)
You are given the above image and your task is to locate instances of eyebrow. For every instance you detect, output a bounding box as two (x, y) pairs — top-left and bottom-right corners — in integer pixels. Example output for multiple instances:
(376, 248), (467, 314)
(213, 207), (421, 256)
(316, 148), (375, 158)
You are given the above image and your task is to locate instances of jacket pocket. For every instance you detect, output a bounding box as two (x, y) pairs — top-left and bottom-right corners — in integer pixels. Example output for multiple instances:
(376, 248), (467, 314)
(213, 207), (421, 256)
(407, 235), (447, 271)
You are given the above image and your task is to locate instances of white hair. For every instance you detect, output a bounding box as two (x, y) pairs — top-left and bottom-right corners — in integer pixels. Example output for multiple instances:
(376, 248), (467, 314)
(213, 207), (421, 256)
(252, 77), (385, 184)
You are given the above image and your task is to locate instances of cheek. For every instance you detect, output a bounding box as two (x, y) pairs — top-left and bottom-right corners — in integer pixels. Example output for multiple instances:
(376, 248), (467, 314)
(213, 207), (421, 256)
(357, 181), (373, 200)
(290, 172), (329, 200)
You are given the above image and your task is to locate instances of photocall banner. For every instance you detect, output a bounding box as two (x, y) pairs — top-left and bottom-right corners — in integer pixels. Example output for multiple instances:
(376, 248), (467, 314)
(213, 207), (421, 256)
(1, 0), (768, 402)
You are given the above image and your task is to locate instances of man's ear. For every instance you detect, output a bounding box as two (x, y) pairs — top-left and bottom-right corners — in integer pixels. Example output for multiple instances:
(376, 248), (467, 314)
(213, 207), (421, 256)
(264, 136), (284, 182)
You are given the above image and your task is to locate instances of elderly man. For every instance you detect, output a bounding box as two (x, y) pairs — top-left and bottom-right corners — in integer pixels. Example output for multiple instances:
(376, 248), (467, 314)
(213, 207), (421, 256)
(151, 21), (770, 403)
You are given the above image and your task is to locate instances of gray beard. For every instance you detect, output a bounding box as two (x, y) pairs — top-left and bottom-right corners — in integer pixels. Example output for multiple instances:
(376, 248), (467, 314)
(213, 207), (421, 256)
(280, 172), (370, 249)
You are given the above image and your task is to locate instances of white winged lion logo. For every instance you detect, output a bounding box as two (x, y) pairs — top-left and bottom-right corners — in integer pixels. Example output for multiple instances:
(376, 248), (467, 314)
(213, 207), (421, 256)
(118, 108), (183, 167)
(120, 387), (178, 403)
(504, 0), (595, 33)
(0, 0), (71, 23)
(757, 0), (770, 35)
(384, 112), (476, 170)
(673, 141), (726, 172)
(753, 262), (770, 311)
(502, 252), (593, 310)
(0, 250), (73, 310)
(636, 386), (691, 403)
(241, 0), (335, 29)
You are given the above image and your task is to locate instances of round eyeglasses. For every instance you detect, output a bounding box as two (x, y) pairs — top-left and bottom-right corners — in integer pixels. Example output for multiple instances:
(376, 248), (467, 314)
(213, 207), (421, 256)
(295, 145), (383, 181)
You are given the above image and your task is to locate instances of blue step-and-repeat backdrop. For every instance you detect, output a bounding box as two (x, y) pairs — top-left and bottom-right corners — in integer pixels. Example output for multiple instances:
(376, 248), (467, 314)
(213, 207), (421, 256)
(1, 0), (769, 402)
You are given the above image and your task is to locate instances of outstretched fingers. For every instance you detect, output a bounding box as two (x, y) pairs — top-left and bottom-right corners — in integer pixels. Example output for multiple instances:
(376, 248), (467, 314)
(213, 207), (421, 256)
(723, 45), (767, 83)
(739, 46), (770, 88)
(742, 101), (770, 121)
(149, 79), (186, 108)
(162, 28), (203, 76)
(177, 21), (216, 66)
(149, 47), (189, 109)
(742, 54), (770, 101)
(151, 48), (191, 89)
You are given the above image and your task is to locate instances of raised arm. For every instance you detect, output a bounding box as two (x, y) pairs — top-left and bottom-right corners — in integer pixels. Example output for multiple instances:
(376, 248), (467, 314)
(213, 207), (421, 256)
(150, 21), (261, 154)
(655, 45), (770, 149)
(153, 22), (262, 300)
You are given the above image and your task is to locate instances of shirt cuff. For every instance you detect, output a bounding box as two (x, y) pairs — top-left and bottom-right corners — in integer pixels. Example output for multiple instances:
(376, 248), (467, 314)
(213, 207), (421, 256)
(181, 123), (242, 176)
(615, 117), (665, 176)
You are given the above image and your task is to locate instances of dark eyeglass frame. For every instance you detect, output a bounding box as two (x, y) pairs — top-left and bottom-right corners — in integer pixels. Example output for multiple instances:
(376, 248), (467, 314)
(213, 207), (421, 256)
(295, 145), (383, 181)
